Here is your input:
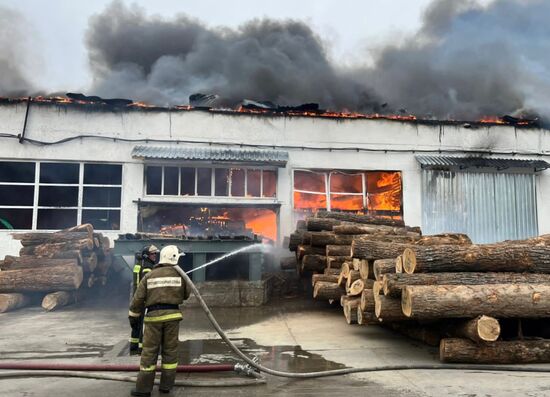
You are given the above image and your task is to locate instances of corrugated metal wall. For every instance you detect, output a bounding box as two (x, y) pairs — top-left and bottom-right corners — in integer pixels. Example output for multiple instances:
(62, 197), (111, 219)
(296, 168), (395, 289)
(422, 170), (538, 243)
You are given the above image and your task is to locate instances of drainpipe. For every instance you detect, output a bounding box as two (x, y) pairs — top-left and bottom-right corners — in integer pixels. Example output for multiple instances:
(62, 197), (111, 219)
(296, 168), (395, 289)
(19, 96), (32, 144)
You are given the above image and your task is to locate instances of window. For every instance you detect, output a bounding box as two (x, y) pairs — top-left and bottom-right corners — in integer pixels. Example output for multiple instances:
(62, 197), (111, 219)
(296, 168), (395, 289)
(0, 161), (35, 229)
(293, 169), (402, 218)
(0, 161), (122, 230)
(145, 166), (277, 199)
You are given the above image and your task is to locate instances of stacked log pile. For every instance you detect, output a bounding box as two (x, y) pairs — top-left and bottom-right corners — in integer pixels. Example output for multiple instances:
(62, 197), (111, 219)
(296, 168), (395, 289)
(0, 224), (113, 313)
(288, 211), (550, 364)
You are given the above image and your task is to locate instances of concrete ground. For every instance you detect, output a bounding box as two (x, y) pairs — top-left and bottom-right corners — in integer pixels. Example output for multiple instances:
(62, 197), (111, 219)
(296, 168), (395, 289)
(1, 290), (550, 397)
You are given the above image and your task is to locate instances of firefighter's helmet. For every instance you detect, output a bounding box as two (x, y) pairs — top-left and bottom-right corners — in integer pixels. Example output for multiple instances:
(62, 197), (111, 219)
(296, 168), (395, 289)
(159, 245), (185, 265)
(141, 245), (160, 259)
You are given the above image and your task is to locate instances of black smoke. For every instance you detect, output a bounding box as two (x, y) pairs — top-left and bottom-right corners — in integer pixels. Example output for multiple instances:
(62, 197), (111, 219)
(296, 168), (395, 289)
(85, 1), (377, 110)
(0, 7), (36, 96)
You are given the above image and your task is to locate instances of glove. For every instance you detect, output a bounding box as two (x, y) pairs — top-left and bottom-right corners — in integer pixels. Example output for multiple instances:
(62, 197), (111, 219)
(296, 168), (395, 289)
(129, 315), (140, 328)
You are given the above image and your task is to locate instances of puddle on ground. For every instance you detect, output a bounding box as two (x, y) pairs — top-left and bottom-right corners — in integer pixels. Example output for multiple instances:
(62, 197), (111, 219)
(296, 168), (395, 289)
(1, 343), (113, 360)
(119, 338), (346, 373)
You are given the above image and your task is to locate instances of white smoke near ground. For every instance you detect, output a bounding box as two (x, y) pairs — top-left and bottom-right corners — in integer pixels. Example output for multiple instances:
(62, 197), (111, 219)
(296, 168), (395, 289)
(0, 6), (37, 96)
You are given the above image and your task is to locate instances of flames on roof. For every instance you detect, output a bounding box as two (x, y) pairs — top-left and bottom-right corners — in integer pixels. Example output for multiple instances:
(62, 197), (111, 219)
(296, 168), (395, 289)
(0, 93), (541, 128)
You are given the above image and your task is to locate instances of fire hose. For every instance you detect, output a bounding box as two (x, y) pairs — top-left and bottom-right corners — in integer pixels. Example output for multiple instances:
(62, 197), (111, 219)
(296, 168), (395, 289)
(1, 267), (550, 388)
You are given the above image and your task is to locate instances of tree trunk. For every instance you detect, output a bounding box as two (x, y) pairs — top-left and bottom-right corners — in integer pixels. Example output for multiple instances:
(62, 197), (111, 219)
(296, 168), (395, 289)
(280, 257), (297, 271)
(311, 233), (354, 247)
(42, 291), (77, 311)
(301, 231), (313, 245)
(395, 256), (403, 273)
(306, 217), (341, 231)
(343, 298), (360, 324)
(326, 245), (351, 257)
(0, 293), (31, 313)
(297, 245), (326, 260)
(301, 255), (326, 272)
(360, 287), (375, 312)
(296, 220), (307, 231)
(316, 211), (405, 227)
(373, 281), (383, 296)
(324, 268), (340, 276)
(390, 323), (441, 347)
(12, 232), (92, 247)
(375, 295), (408, 322)
(403, 240), (550, 274)
(81, 252), (98, 273)
(0, 264), (83, 292)
(333, 224), (421, 236)
(402, 284), (550, 319)
(383, 272), (550, 298)
(439, 338), (550, 364)
(337, 263), (350, 287)
(312, 274), (339, 287)
(21, 240), (94, 255)
(327, 256), (350, 269)
(313, 281), (344, 300)
(345, 270), (361, 292)
(63, 223), (94, 238)
(357, 309), (378, 325)
(1, 256), (79, 270)
(358, 259), (370, 279)
(373, 259), (397, 281)
(351, 239), (412, 260)
(443, 316), (501, 343)
(288, 231), (304, 251)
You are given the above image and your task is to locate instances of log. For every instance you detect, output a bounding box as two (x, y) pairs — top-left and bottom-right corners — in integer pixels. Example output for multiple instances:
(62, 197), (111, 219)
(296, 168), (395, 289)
(358, 259), (370, 279)
(327, 256), (350, 269)
(0, 293), (31, 313)
(340, 294), (354, 307)
(351, 239), (412, 260)
(12, 232), (92, 246)
(1, 256), (79, 270)
(375, 294), (408, 322)
(414, 233), (472, 246)
(326, 245), (351, 257)
(439, 338), (550, 364)
(280, 257), (298, 270)
(19, 250), (83, 263)
(337, 263), (351, 287)
(333, 224), (421, 236)
(395, 256), (403, 273)
(357, 309), (378, 325)
(343, 298), (360, 324)
(312, 274), (338, 287)
(316, 211), (405, 227)
(297, 245), (326, 260)
(301, 231), (313, 245)
(324, 268), (341, 276)
(352, 258), (361, 271)
(383, 272), (550, 298)
(81, 252), (98, 273)
(306, 217), (341, 231)
(288, 232), (304, 251)
(96, 253), (112, 277)
(402, 284), (550, 319)
(390, 323), (441, 347)
(301, 255), (326, 272)
(42, 291), (77, 311)
(63, 223), (94, 237)
(360, 287), (375, 312)
(296, 220), (307, 231)
(0, 264), (83, 292)
(310, 232), (354, 247)
(373, 281), (383, 296)
(345, 270), (361, 292)
(373, 258), (396, 281)
(444, 316), (501, 343)
(403, 240), (550, 274)
(313, 281), (344, 300)
(20, 239), (92, 256)
(348, 279), (366, 296)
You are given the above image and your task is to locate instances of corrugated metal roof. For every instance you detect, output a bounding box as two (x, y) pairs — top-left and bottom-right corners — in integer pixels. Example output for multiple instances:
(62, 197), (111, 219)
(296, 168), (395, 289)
(132, 145), (288, 166)
(416, 155), (550, 171)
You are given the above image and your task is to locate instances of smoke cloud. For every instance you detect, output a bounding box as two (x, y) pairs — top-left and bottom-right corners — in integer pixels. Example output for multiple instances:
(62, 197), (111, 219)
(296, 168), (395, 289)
(366, 0), (550, 120)
(85, 1), (377, 110)
(0, 7), (36, 96)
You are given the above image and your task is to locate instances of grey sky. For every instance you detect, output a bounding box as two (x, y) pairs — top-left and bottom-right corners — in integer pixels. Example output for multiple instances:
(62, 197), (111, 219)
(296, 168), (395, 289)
(1, 0), (438, 93)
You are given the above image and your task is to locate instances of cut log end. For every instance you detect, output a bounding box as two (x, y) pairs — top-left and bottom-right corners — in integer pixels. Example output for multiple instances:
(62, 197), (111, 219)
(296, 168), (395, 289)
(476, 315), (501, 342)
(401, 287), (413, 317)
(402, 248), (415, 274)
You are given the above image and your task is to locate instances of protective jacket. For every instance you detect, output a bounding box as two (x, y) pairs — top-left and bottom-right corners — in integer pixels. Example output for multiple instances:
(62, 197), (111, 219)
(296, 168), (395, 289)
(129, 263), (190, 323)
(132, 257), (155, 295)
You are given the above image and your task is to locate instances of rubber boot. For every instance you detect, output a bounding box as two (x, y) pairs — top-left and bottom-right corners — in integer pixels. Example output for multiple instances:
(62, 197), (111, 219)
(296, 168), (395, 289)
(159, 370), (176, 393)
(131, 371), (155, 397)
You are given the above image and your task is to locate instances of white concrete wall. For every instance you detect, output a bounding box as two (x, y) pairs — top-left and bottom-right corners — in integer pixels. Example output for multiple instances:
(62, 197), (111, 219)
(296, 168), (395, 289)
(0, 102), (549, 257)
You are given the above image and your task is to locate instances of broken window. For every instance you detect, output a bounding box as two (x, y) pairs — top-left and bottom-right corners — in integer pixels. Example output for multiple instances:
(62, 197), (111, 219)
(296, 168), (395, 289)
(197, 168), (212, 196)
(215, 168), (230, 196)
(262, 170), (277, 198)
(329, 172), (364, 211)
(146, 166), (162, 195)
(293, 170), (327, 211)
(247, 170), (261, 197)
(180, 167), (195, 196)
(164, 167), (179, 195)
(230, 168), (245, 197)
(366, 172), (402, 213)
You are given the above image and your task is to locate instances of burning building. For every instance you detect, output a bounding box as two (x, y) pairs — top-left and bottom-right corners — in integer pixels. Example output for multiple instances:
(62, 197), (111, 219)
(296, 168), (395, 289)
(0, 97), (549, 260)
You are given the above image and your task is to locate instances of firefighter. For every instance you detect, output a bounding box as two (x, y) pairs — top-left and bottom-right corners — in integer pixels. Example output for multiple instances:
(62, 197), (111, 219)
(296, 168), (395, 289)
(128, 245), (190, 397)
(129, 245), (160, 355)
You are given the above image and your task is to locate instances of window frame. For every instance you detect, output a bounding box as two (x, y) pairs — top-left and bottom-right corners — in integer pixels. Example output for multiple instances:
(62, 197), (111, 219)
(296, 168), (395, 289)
(0, 160), (123, 231)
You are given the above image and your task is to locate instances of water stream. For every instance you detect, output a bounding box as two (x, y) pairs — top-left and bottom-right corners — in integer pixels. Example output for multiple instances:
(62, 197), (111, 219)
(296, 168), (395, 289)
(184, 243), (266, 275)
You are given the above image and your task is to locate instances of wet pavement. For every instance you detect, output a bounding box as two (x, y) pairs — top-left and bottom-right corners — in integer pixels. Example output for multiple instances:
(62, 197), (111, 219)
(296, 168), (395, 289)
(1, 289), (550, 396)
